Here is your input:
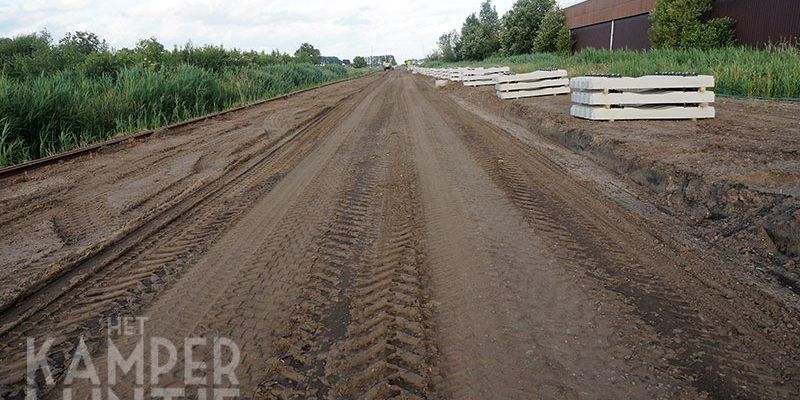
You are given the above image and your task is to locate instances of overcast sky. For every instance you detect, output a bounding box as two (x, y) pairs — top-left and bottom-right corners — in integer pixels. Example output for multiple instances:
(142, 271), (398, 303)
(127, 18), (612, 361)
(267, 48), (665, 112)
(0, 0), (585, 61)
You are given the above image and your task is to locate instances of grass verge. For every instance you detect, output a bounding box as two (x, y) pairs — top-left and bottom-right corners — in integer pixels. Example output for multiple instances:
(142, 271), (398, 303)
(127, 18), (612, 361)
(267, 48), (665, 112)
(425, 47), (800, 99)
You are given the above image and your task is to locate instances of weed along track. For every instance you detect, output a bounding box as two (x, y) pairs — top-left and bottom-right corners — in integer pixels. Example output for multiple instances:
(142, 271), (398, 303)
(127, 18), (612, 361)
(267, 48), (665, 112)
(1, 71), (799, 399)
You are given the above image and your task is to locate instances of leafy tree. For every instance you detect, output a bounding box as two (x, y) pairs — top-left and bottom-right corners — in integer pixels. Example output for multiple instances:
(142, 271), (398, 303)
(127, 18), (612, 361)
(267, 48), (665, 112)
(59, 31), (108, 54)
(457, 1), (501, 61)
(0, 31), (51, 59)
(425, 50), (442, 62)
(352, 56), (367, 68)
(265, 49), (294, 64)
(649, 0), (736, 49)
(501, 0), (556, 55)
(0, 29), (345, 81)
(479, 0), (501, 33)
(459, 14), (484, 60)
(0, 31), (57, 78)
(173, 42), (230, 72)
(532, 7), (572, 55)
(555, 21), (572, 55)
(135, 37), (166, 67)
(437, 30), (461, 62)
(81, 51), (123, 77)
(294, 42), (321, 64)
(693, 17), (737, 49)
(478, 0), (502, 55)
(319, 56), (342, 65)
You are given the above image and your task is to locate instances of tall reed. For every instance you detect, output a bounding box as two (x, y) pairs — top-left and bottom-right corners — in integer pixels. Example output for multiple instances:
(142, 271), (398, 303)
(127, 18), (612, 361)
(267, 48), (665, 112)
(0, 64), (350, 167)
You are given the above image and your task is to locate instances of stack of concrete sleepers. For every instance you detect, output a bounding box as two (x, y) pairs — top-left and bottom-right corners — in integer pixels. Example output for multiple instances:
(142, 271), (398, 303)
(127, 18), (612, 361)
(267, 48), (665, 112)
(462, 67), (511, 87)
(413, 67), (446, 79)
(449, 68), (466, 82)
(494, 69), (570, 99)
(570, 74), (715, 120)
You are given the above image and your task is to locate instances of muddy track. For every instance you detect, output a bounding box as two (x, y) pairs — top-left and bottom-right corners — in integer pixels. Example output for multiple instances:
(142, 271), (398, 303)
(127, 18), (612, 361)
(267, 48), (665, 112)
(261, 87), (440, 399)
(408, 77), (799, 398)
(1, 71), (798, 399)
(0, 76), (384, 396)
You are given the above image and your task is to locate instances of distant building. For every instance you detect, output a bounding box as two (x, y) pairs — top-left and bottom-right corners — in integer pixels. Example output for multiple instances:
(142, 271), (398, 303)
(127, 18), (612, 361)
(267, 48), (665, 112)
(563, 0), (800, 51)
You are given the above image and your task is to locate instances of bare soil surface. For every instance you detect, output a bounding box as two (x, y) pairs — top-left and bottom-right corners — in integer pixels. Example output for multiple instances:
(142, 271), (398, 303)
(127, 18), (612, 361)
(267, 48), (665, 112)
(1, 71), (798, 399)
(441, 80), (800, 293)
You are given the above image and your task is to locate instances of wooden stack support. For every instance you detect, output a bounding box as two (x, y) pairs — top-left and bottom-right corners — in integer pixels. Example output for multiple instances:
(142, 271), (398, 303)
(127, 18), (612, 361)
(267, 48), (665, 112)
(570, 75), (715, 121)
(494, 69), (570, 99)
(462, 67), (511, 87)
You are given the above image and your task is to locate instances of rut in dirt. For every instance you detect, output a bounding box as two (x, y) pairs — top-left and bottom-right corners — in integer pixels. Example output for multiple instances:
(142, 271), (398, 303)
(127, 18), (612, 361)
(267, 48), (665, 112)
(1, 71), (799, 400)
(260, 80), (441, 399)
(0, 76), (384, 397)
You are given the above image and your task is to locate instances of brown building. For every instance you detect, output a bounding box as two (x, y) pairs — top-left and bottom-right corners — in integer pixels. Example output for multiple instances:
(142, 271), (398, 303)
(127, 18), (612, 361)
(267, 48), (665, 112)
(563, 0), (800, 51)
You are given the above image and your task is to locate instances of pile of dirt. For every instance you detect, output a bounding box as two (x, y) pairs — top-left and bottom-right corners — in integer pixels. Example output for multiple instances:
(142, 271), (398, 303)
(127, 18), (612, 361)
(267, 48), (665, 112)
(439, 79), (800, 290)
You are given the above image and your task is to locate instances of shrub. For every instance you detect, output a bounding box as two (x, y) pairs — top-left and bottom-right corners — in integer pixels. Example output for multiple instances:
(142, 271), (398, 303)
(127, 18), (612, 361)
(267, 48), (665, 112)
(81, 51), (123, 78)
(353, 56), (367, 68)
(294, 43), (321, 64)
(500, 0), (557, 55)
(532, 8), (571, 55)
(649, 0), (736, 49)
(437, 30), (461, 63)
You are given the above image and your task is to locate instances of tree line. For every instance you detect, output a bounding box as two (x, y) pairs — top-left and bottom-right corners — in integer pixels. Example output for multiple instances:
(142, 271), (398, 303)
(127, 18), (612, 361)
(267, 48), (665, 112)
(430, 0), (570, 62)
(0, 31), (346, 80)
(430, 0), (737, 63)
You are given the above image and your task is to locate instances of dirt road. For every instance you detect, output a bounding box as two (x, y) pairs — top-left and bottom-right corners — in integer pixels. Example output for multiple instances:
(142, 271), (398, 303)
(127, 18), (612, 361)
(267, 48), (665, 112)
(1, 71), (798, 399)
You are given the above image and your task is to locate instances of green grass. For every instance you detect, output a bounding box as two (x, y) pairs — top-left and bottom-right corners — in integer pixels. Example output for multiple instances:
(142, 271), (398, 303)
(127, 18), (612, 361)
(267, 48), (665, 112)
(0, 64), (359, 167)
(425, 47), (800, 99)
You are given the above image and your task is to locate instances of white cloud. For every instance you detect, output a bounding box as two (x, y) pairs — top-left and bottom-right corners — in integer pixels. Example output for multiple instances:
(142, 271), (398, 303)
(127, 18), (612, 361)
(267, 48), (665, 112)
(0, 0), (585, 61)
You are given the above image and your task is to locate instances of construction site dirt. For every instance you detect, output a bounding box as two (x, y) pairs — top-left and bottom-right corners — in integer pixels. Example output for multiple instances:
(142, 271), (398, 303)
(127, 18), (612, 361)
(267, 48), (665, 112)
(1, 71), (798, 399)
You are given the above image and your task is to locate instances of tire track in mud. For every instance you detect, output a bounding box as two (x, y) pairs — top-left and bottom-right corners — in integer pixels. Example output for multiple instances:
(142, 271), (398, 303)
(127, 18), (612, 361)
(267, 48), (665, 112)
(404, 80), (602, 399)
(258, 108), (389, 400)
(259, 157), (383, 399)
(0, 79), (375, 316)
(431, 84), (799, 398)
(325, 109), (441, 399)
(81, 79), (396, 397)
(0, 79), (381, 397)
(259, 79), (441, 400)
(60, 77), (398, 399)
(0, 106), (328, 320)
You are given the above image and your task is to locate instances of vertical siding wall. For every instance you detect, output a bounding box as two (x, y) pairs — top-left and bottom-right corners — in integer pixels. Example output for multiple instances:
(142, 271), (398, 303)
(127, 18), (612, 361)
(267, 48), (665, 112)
(564, 0), (657, 52)
(571, 13), (651, 51)
(565, 0), (800, 52)
(564, 0), (657, 29)
(571, 22), (613, 51)
(708, 0), (800, 46)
